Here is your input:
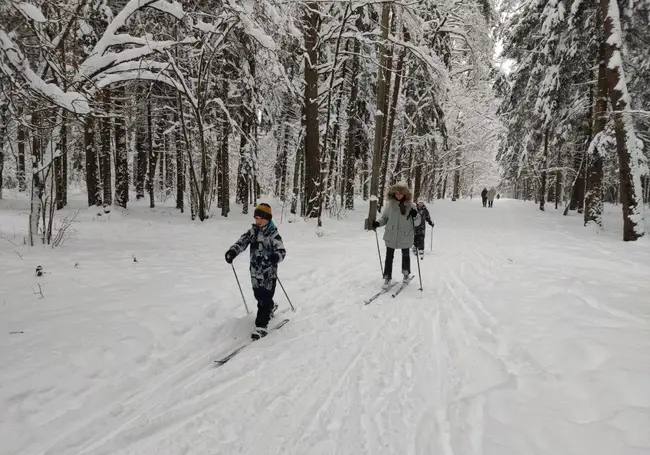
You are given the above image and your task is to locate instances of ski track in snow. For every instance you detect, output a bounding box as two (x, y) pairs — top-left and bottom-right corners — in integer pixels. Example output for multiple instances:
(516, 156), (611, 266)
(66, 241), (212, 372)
(1, 197), (650, 455)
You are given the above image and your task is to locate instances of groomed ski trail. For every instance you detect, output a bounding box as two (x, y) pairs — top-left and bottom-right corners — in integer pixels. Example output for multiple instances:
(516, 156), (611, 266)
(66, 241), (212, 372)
(2, 199), (649, 455)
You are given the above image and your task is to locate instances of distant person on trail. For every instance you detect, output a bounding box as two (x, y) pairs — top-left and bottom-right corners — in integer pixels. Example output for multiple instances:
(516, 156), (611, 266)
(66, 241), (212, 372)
(487, 187), (497, 208)
(412, 198), (434, 258)
(371, 183), (420, 290)
(481, 187), (488, 207)
(225, 203), (286, 340)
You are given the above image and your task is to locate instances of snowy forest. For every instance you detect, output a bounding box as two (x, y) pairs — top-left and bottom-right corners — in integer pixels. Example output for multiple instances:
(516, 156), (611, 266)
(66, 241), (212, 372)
(0, 0), (648, 244)
(2, 2), (650, 454)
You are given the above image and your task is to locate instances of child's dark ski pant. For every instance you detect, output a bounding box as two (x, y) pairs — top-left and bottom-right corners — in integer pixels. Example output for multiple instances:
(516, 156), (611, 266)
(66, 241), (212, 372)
(253, 279), (277, 328)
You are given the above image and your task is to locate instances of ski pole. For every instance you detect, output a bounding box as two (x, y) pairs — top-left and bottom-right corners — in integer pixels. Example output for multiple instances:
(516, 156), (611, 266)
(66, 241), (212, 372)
(277, 277), (296, 312)
(231, 264), (251, 314)
(412, 218), (423, 291)
(430, 226), (433, 252)
(374, 227), (384, 277)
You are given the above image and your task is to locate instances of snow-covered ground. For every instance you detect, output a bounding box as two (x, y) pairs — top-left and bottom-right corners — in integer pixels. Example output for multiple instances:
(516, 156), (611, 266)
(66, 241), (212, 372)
(1, 195), (650, 455)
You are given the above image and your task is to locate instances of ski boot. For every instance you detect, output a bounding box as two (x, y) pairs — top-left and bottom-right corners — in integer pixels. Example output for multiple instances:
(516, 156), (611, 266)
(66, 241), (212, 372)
(382, 277), (392, 290)
(251, 327), (269, 340)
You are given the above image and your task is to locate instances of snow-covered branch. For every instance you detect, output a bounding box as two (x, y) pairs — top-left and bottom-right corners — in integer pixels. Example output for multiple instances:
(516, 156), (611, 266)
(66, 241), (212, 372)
(0, 31), (90, 114)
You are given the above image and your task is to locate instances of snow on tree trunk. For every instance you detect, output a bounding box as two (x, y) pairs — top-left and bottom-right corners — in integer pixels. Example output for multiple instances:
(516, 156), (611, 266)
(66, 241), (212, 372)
(367, 4), (391, 227)
(378, 13), (395, 212)
(302, 2), (321, 219)
(600, 0), (646, 241)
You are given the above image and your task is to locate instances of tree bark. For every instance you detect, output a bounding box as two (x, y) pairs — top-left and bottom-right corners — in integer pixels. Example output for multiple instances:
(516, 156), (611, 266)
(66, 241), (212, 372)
(584, 39), (608, 227)
(382, 32), (407, 194)
(174, 108), (184, 212)
(539, 129), (549, 211)
(17, 121), (26, 192)
(147, 99), (157, 208)
(600, 0), (645, 240)
(85, 116), (101, 206)
(0, 103), (6, 199)
(344, 11), (363, 210)
(367, 3), (391, 227)
(221, 121), (230, 217)
(114, 87), (129, 208)
(100, 108), (112, 209)
(303, 2), (321, 218)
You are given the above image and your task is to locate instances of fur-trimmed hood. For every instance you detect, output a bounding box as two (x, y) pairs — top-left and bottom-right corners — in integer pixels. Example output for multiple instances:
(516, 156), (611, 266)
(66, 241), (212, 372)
(386, 183), (413, 202)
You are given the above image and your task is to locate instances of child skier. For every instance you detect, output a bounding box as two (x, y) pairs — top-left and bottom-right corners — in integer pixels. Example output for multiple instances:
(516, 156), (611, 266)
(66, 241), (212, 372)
(412, 199), (434, 258)
(224, 203), (286, 340)
(372, 183), (420, 289)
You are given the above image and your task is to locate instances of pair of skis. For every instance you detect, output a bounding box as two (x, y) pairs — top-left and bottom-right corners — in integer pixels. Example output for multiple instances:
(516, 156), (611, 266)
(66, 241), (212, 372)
(364, 275), (415, 305)
(214, 309), (292, 367)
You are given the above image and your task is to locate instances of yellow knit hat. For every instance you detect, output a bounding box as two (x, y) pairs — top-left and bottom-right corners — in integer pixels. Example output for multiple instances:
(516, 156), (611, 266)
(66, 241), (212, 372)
(254, 203), (272, 220)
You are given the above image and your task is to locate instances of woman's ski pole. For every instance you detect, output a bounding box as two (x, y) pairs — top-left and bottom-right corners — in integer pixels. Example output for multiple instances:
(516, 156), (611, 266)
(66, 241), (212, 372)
(231, 264), (251, 314)
(375, 228), (384, 277)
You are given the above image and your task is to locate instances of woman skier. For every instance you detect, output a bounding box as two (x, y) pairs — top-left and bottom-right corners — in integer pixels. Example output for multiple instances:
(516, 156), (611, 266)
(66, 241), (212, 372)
(372, 183), (420, 289)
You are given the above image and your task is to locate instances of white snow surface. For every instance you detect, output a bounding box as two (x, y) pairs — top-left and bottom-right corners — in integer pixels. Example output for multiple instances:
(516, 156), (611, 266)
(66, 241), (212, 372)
(1, 196), (650, 455)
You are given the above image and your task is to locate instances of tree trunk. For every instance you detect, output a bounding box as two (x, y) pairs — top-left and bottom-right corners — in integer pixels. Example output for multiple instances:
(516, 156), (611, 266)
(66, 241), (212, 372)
(278, 100), (291, 201)
(453, 149), (461, 201)
(29, 109), (43, 246)
(237, 113), (251, 214)
(378, 14), (396, 211)
(539, 129), (549, 211)
(114, 87), (129, 208)
(100, 105), (112, 209)
(54, 110), (67, 209)
(0, 104), (6, 199)
(85, 116), (101, 206)
(291, 133), (304, 215)
(600, 0), (645, 240)
(442, 174), (448, 199)
(344, 12), (363, 210)
(221, 121), (230, 217)
(147, 99), (158, 209)
(584, 40), (608, 227)
(303, 2), (321, 219)
(414, 155), (422, 200)
(17, 122), (26, 192)
(366, 3), (391, 228)
(570, 92), (591, 212)
(174, 108), (184, 212)
(135, 103), (147, 200)
(382, 33), (407, 196)
(555, 146), (562, 209)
